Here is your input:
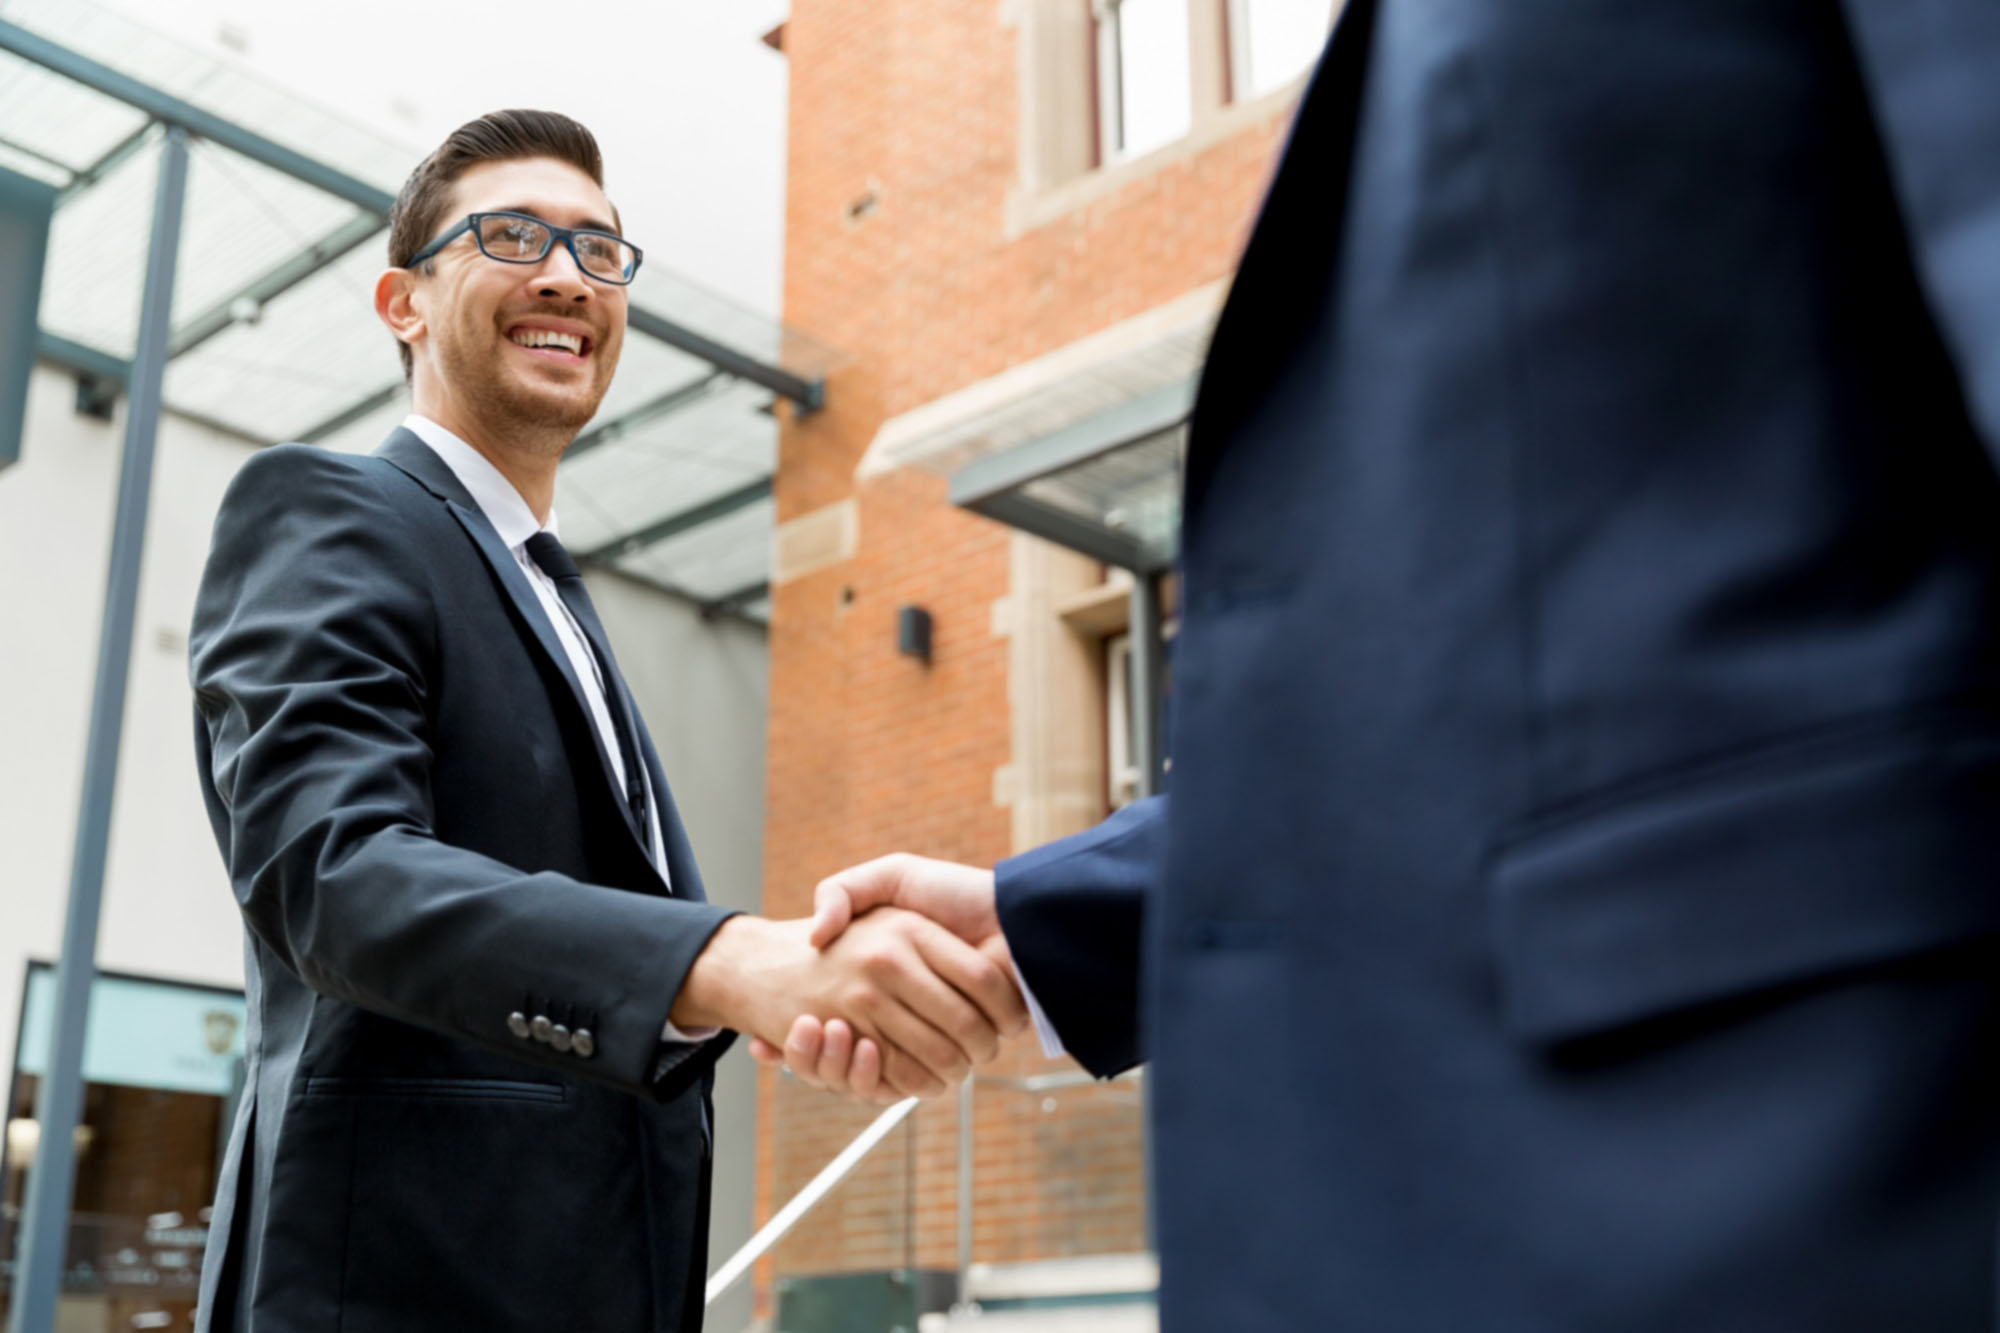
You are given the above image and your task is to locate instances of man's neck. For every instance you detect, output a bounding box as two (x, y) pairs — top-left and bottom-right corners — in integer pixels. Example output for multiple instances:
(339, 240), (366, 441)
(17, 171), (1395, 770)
(413, 393), (563, 526)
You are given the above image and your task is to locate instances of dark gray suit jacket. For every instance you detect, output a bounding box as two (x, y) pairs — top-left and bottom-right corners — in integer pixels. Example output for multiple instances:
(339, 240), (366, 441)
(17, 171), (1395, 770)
(999, 0), (2000, 1327)
(189, 428), (737, 1332)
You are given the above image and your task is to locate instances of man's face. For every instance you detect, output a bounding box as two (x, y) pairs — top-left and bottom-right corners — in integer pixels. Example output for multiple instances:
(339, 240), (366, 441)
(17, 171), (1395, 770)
(409, 156), (628, 442)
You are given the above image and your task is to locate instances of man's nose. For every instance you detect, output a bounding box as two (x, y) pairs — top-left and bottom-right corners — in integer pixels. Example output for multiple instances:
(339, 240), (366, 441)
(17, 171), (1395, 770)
(531, 241), (593, 302)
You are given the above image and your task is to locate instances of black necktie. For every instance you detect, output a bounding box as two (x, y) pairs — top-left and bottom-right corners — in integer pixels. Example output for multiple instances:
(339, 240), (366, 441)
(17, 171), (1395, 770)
(523, 532), (653, 853)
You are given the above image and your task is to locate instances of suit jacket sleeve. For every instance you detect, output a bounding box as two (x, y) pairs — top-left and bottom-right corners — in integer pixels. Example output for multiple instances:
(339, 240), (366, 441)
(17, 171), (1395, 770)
(994, 795), (1166, 1079)
(1838, 0), (2000, 457)
(190, 445), (736, 1101)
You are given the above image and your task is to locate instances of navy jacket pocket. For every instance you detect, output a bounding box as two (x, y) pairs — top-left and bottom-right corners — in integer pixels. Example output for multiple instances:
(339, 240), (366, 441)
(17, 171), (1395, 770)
(1487, 712), (2000, 1046)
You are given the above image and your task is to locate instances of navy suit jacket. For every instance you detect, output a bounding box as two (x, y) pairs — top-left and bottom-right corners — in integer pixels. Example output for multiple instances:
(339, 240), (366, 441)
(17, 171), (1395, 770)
(189, 429), (737, 1333)
(998, 1), (2000, 1328)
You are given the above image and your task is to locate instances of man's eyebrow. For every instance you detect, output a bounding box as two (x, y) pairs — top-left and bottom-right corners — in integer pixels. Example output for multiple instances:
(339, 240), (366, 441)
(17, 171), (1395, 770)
(490, 204), (621, 234)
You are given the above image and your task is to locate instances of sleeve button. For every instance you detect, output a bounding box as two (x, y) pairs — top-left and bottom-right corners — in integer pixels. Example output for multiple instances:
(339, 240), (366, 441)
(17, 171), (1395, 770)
(507, 1012), (531, 1040)
(550, 1024), (573, 1054)
(531, 1015), (554, 1043)
(572, 1029), (595, 1059)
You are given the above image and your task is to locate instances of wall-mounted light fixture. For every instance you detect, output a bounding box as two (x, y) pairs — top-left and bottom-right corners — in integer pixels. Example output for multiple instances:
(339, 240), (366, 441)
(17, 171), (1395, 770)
(898, 605), (933, 664)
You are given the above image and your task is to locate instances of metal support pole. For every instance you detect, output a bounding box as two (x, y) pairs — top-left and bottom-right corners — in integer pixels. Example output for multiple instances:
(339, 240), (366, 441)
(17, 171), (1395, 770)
(955, 1076), (975, 1310)
(8, 126), (189, 1333)
(1126, 571), (1166, 1258)
(1128, 573), (1167, 798)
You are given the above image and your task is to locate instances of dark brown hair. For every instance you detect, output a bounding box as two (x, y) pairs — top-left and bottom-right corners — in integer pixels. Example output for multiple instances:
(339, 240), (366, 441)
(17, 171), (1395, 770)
(386, 109), (612, 381)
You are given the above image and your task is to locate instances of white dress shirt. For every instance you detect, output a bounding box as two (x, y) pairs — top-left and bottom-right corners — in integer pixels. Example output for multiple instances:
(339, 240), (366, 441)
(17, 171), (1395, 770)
(403, 415), (714, 1043)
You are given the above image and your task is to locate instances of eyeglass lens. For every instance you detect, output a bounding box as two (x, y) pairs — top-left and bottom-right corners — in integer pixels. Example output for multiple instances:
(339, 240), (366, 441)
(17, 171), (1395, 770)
(475, 215), (635, 281)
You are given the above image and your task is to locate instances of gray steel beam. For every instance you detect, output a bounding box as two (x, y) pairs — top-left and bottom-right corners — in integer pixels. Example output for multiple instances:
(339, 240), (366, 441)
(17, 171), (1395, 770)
(627, 305), (822, 411)
(1129, 573), (1166, 798)
(10, 126), (190, 1333)
(578, 477), (773, 562)
(566, 371), (724, 462)
(56, 117), (155, 206)
(948, 377), (1195, 507)
(0, 18), (396, 214)
(37, 330), (127, 386)
(36, 333), (265, 444)
(295, 380), (404, 445)
(960, 489), (1164, 572)
(169, 211), (386, 358)
(581, 560), (767, 630)
(702, 579), (770, 617)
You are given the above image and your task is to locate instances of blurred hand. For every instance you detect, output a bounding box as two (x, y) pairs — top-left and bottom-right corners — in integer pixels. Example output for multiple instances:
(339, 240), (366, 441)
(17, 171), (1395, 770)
(673, 905), (1020, 1099)
(749, 855), (1012, 1100)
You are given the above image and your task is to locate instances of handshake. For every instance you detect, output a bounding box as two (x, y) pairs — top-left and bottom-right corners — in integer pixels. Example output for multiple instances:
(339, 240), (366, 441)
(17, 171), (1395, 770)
(670, 854), (1019, 1103)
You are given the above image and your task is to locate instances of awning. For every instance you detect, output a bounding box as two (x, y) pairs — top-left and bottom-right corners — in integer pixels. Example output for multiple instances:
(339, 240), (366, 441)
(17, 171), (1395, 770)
(862, 282), (1218, 573)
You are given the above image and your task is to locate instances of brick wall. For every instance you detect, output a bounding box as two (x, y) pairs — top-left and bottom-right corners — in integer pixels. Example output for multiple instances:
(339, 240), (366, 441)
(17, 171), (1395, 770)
(760, 0), (1299, 1314)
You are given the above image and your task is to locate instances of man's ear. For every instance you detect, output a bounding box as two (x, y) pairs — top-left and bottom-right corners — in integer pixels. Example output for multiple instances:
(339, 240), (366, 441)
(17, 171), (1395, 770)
(374, 266), (425, 355)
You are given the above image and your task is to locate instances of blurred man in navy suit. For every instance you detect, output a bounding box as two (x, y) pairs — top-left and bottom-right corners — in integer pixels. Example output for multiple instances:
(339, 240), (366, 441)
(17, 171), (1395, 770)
(767, 0), (2000, 1328)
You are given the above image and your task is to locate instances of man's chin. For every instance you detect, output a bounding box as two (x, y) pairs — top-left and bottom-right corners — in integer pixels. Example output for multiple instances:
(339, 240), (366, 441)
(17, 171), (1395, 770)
(496, 377), (606, 439)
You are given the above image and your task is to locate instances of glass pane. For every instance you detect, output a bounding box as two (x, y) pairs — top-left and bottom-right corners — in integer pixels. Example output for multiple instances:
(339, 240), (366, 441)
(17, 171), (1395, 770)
(1234, 0), (1334, 99)
(1113, 0), (1193, 159)
(1019, 425), (1186, 553)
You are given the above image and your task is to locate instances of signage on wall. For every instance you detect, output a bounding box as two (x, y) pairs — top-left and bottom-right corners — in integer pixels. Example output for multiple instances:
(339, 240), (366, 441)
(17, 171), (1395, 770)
(15, 965), (246, 1097)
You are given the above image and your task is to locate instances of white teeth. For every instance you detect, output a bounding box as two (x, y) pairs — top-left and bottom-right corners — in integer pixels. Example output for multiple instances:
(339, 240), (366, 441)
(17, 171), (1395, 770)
(510, 329), (584, 355)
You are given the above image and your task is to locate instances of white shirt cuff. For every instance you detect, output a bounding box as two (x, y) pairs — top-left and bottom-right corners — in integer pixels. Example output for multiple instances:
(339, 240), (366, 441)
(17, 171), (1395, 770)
(1017, 971), (1067, 1058)
(661, 1020), (721, 1043)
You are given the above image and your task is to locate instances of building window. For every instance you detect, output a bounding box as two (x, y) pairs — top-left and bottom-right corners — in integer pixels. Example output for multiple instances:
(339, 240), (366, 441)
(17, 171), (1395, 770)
(1226, 0), (1336, 102)
(2, 965), (246, 1332)
(1103, 617), (1173, 810)
(1094, 0), (1195, 164)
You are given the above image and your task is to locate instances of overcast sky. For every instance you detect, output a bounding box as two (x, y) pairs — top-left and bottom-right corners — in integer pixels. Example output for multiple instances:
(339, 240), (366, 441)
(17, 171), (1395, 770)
(90, 0), (793, 317)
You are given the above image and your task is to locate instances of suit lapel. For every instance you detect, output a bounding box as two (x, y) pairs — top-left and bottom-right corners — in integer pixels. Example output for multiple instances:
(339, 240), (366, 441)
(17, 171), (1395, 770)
(1185, 0), (1380, 507)
(374, 428), (664, 881)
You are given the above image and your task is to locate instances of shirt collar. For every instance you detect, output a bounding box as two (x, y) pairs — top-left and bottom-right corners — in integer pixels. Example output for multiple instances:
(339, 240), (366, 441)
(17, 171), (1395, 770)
(402, 413), (559, 550)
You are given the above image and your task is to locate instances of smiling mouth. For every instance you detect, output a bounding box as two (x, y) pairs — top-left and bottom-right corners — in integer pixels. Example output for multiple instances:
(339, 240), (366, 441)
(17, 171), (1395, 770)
(507, 327), (592, 361)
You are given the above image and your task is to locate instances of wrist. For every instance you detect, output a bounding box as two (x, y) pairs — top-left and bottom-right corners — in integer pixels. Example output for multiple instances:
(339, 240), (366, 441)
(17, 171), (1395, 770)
(671, 914), (780, 1031)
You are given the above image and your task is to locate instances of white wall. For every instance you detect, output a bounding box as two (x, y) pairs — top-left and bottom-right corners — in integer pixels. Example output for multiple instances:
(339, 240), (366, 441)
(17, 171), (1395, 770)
(0, 363), (252, 1071)
(0, 361), (769, 1327)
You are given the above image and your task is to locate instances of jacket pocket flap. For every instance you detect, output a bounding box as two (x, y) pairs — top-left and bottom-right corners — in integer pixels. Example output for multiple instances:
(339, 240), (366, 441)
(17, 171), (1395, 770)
(1489, 721), (2000, 1046)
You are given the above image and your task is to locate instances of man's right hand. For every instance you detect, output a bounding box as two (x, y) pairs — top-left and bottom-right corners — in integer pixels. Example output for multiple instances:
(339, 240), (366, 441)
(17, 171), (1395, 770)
(747, 854), (1006, 1099)
(671, 904), (1023, 1100)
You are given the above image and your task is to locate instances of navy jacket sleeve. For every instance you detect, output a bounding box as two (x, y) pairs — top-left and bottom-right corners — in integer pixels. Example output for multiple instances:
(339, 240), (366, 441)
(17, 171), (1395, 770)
(994, 795), (1166, 1079)
(189, 446), (736, 1100)
(1838, 0), (2000, 456)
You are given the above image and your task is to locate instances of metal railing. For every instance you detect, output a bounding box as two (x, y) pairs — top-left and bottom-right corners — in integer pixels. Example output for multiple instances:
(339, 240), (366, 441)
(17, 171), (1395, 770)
(711, 1065), (1146, 1314)
(704, 1095), (921, 1308)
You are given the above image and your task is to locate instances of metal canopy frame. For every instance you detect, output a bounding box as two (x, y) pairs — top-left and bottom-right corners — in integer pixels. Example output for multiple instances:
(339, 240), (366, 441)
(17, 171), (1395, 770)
(949, 376), (1191, 574)
(0, 12), (827, 612)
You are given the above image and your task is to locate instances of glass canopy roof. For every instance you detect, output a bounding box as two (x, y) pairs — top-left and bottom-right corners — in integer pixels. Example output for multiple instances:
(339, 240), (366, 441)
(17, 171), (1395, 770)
(0, 0), (834, 622)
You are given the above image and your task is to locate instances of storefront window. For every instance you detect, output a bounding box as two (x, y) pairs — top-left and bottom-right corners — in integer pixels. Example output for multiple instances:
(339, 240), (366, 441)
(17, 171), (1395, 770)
(1, 965), (246, 1331)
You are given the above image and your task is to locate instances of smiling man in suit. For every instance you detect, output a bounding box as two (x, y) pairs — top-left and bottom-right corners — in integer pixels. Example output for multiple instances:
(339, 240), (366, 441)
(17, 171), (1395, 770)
(188, 110), (1023, 1333)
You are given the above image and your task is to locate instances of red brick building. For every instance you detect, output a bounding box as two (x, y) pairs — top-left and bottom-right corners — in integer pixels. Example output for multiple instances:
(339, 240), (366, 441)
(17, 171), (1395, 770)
(755, 0), (1336, 1322)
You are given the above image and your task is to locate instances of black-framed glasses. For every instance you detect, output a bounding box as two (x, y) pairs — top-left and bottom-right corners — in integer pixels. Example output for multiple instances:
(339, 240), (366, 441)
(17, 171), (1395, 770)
(405, 211), (643, 285)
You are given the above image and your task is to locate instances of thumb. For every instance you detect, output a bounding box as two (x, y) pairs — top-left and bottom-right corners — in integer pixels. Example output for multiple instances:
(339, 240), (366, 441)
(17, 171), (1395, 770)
(807, 857), (907, 949)
(807, 875), (856, 949)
